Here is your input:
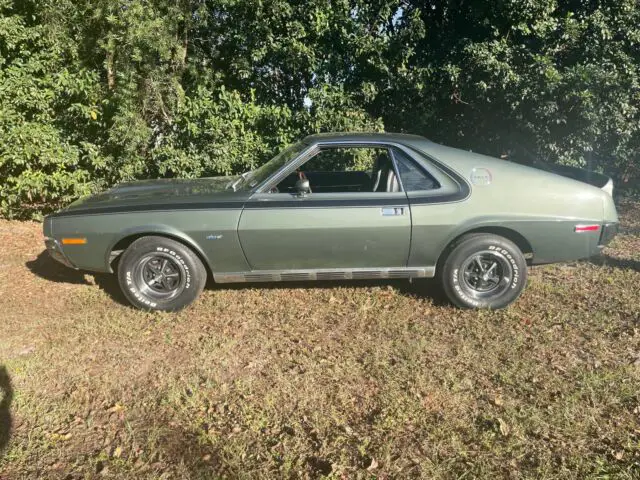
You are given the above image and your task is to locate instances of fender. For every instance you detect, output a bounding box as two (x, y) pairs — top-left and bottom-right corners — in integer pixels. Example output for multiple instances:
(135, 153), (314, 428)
(433, 216), (537, 267)
(104, 224), (211, 273)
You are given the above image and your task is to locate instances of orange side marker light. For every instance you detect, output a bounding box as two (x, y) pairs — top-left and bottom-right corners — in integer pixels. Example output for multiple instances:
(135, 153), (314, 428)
(61, 238), (87, 245)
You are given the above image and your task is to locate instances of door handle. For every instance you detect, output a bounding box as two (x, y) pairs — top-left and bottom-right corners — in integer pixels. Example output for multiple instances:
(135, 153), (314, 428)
(381, 207), (405, 216)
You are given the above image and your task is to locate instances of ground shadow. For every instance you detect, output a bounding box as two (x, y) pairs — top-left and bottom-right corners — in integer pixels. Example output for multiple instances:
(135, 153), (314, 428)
(93, 273), (131, 307)
(209, 276), (451, 306)
(26, 250), (130, 307)
(26, 249), (449, 307)
(26, 250), (89, 285)
(0, 366), (13, 457)
(589, 254), (640, 273)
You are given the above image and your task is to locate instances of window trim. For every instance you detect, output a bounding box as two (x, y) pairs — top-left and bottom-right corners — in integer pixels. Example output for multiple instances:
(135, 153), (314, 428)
(390, 146), (441, 192)
(389, 147), (406, 192)
(256, 142), (405, 195)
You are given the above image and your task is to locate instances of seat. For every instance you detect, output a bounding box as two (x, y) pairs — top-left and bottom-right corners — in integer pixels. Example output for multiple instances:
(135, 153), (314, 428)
(372, 153), (400, 192)
(386, 168), (400, 192)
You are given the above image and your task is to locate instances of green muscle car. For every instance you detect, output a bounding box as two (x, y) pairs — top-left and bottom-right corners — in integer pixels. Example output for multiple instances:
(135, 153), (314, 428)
(43, 133), (619, 311)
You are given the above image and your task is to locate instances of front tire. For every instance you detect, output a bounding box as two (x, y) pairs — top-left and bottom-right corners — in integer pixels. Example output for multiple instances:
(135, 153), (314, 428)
(439, 234), (527, 309)
(117, 236), (206, 311)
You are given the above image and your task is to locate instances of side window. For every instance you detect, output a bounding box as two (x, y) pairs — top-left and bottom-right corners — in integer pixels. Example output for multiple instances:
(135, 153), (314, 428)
(276, 147), (402, 194)
(392, 148), (439, 191)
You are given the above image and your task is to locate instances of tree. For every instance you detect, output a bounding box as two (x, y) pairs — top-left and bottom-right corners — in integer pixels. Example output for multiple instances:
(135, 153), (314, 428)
(0, 0), (638, 218)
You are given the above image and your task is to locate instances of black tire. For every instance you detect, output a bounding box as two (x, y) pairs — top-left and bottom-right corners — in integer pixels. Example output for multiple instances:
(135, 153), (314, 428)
(117, 236), (207, 312)
(439, 234), (527, 309)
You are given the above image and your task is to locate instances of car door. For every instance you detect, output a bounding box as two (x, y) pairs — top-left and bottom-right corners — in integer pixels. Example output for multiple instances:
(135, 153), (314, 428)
(237, 144), (411, 271)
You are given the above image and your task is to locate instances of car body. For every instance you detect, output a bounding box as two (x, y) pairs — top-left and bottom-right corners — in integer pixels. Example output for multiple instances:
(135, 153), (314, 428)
(43, 132), (619, 310)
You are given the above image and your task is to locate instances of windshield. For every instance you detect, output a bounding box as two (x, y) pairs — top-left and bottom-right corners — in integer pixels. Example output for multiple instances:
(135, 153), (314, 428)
(236, 141), (308, 191)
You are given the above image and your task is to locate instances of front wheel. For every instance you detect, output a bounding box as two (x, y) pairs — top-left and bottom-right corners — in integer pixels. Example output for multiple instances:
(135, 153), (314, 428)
(117, 236), (207, 311)
(439, 234), (528, 309)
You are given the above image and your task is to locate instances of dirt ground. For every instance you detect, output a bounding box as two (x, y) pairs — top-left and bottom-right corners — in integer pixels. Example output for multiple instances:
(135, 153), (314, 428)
(0, 201), (638, 479)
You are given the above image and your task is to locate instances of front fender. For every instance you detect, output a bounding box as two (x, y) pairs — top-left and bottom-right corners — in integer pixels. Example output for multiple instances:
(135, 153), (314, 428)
(104, 224), (211, 273)
(51, 208), (249, 274)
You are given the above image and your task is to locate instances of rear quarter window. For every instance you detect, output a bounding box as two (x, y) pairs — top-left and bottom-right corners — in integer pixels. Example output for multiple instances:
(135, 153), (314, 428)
(393, 148), (440, 191)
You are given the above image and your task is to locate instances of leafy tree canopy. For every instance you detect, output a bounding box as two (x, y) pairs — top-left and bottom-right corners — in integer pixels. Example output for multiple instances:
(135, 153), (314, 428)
(0, 0), (637, 218)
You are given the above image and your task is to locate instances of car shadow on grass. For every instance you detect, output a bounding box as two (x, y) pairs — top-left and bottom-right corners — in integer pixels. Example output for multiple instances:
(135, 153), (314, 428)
(26, 250), (451, 308)
(589, 254), (640, 273)
(26, 251), (131, 307)
(209, 277), (452, 306)
(26, 250), (89, 285)
(0, 366), (13, 458)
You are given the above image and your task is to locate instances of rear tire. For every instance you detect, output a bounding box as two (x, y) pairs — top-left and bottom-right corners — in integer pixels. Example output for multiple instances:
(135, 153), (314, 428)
(117, 236), (206, 311)
(439, 234), (527, 309)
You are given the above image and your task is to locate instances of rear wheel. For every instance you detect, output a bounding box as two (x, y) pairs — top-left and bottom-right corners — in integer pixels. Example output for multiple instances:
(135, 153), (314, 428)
(117, 236), (206, 311)
(439, 234), (527, 309)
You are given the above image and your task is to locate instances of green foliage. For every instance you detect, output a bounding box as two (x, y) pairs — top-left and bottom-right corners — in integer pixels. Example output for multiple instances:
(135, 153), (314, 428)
(0, 0), (638, 218)
(151, 86), (295, 178)
(0, 1), (100, 218)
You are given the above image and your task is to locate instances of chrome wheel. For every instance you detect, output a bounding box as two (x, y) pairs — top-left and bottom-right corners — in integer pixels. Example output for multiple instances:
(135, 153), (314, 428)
(134, 253), (185, 300)
(460, 250), (513, 299)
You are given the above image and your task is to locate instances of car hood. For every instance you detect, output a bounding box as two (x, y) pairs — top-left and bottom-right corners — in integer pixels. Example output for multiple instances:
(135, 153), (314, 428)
(58, 176), (248, 214)
(107, 176), (235, 198)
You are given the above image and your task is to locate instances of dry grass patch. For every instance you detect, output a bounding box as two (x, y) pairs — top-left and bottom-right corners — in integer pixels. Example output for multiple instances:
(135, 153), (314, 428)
(0, 202), (639, 479)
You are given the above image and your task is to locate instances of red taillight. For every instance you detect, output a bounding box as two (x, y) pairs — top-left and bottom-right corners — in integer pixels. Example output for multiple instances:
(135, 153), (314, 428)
(574, 224), (600, 233)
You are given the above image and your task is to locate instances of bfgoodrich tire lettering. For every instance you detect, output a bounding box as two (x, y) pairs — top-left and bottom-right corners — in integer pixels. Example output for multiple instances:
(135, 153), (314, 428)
(440, 234), (528, 309)
(117, 236), (206, 312)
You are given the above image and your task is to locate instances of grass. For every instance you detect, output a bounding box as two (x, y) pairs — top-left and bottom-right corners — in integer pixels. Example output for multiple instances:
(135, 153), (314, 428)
(0, 201), (639, 479)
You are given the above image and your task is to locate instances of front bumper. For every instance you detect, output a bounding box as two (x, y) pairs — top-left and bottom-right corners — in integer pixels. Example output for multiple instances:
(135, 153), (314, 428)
(599, 222), (619, 247)
(44, 237), (78, 269)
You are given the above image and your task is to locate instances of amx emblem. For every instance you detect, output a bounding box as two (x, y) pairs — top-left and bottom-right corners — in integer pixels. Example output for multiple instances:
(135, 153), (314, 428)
(470, 167), (492, 186)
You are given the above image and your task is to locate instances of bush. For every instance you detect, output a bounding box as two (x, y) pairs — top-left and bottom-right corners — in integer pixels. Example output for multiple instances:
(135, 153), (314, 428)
(0, 0), (637, 218)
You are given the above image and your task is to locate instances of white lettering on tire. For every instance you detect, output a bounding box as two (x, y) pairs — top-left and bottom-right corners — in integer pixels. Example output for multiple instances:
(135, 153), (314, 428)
(452, 268), (482, 307)
(156, 246), (191, 288)
(488, 245), (519, 289)
(453, 243), (523, 307)
(125, 270), (157, 308)
(127, 244), (195, 308)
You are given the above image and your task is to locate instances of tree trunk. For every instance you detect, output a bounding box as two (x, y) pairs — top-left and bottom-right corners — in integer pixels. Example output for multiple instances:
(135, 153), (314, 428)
(106, 43), (116, 90)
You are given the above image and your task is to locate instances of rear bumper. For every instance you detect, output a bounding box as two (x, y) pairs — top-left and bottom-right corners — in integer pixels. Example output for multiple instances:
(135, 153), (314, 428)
(598, 222), (619, 247)
(44, 237), (78, 269)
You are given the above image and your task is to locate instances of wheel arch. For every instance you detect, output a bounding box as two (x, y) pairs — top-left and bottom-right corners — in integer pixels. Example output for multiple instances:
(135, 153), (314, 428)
(436, 225), (534, 269)
(106, 227), (212, 279)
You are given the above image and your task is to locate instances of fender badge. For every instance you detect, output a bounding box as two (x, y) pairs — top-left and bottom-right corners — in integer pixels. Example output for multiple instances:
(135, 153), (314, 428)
(470, 167), (492, 186)
(206, 234), (223, 240)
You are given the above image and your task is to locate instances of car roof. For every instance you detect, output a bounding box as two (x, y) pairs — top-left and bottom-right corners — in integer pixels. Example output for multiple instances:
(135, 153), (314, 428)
(302, 132), (428, 145)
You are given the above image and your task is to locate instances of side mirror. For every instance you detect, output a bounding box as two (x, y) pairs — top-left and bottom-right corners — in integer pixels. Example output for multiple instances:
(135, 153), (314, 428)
(295, 178), (311, 196)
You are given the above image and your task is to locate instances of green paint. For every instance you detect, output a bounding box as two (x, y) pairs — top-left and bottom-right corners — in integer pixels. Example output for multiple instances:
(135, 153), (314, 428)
(44, 134), (619, 279)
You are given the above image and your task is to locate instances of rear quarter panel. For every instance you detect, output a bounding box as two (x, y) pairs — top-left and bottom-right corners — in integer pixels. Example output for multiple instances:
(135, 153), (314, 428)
(406, 141), (611, 266)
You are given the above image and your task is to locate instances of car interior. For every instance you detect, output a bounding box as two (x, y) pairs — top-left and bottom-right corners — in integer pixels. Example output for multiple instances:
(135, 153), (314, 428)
(274, 147), (401, 194)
